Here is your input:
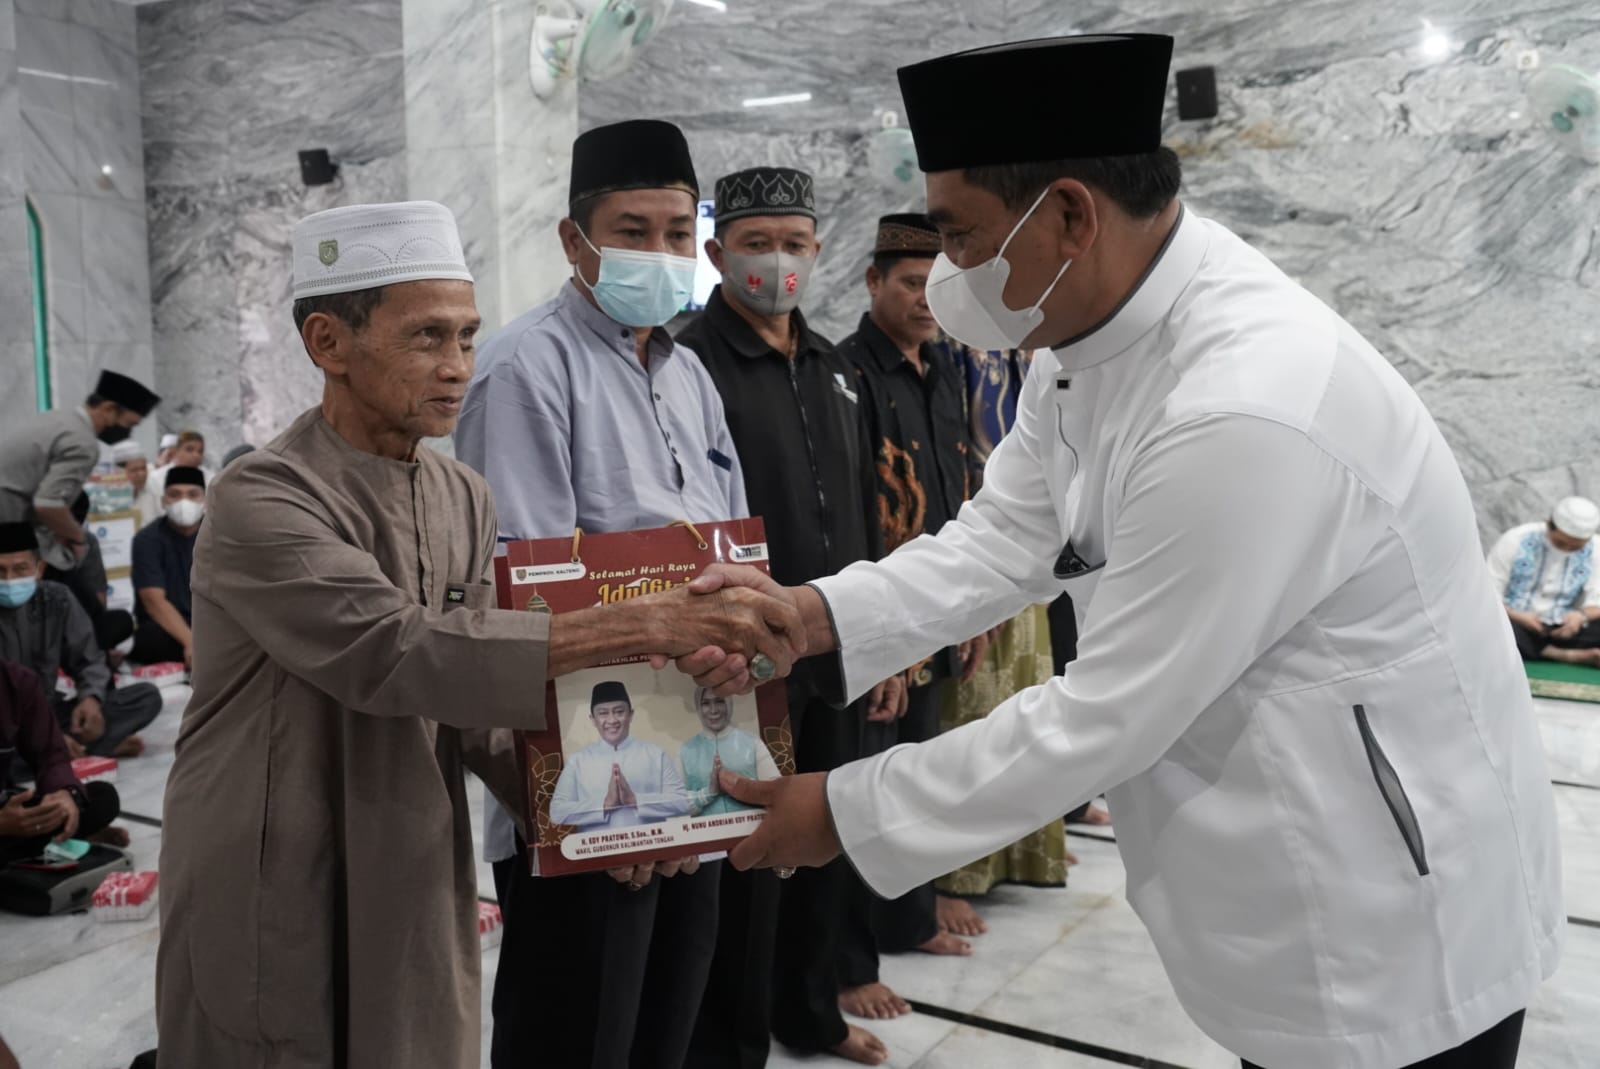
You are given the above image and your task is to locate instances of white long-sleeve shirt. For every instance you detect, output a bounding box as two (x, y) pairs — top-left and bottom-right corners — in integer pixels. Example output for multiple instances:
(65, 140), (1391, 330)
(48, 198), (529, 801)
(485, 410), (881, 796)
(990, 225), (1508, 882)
(812, 208), (1562, 1069)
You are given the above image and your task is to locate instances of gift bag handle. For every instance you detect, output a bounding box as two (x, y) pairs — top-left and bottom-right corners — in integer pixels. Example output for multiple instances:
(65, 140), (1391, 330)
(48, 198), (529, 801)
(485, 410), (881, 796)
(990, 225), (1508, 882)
(569, 522), (710, 561)
(669, 519), (710, 551)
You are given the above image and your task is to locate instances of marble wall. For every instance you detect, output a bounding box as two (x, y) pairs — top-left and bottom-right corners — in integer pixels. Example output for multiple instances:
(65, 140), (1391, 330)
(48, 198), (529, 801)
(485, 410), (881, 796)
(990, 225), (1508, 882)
(137, 0), (407, 451)
(581, 0), (1600, 542)
(11, 0), (153, 439)
(0, 0), (29, 432)
(403, 0), (578, 339)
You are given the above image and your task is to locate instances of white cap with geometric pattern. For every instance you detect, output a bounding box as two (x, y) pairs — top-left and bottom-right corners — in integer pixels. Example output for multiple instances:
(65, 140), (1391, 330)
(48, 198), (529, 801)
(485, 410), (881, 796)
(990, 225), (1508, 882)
(291, 200), (473, 300)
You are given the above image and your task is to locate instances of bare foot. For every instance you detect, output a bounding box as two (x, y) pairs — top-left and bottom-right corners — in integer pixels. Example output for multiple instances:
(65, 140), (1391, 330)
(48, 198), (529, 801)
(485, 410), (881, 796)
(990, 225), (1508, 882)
(831, 1024), (889, 1065)
(1065, 846), (1080, 866)
(915, 930), (973, 956)
(839, 982), (911, 1020)
(86, 825), (131, 848)
(112, 735), (145, 758)
(1071, 804), (1111, 825)
(936, 894), (988, 936)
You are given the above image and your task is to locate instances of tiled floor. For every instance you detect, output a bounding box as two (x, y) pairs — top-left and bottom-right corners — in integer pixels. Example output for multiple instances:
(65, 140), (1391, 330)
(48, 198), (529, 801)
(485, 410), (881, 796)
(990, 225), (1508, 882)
(2, 691), (1598, 1069)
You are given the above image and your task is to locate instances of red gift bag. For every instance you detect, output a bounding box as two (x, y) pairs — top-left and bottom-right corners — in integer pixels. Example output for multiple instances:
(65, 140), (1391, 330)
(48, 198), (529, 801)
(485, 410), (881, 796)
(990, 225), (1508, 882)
(494, 519), (793, 877)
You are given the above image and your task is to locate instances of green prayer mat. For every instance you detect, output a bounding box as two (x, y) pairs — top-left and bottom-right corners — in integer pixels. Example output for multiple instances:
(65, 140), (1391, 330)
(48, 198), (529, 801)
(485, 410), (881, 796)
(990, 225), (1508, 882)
(1526, 660), (1600, 705)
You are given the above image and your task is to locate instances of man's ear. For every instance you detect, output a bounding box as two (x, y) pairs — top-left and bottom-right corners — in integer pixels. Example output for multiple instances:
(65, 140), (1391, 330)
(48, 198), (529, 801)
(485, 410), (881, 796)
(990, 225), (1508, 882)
(864, 263), (883, 298)
(558, 217), (584, 266)
(301, 313), (350, 376)
(705, 237), (726, 274)
(1049, 178), (1099, 262)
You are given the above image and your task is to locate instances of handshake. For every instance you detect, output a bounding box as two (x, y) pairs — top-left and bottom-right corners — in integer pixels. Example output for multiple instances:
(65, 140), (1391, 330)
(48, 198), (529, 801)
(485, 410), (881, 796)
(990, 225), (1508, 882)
(641, 564), (825, 696)
(635, 565), (909, 720)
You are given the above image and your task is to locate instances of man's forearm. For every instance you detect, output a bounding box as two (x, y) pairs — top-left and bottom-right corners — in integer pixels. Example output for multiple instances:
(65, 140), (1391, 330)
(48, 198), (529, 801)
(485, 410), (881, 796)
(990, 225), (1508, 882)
(548, 600), (668, 678)
(34, 505), (84, 548)
(142, 593), (192, 648)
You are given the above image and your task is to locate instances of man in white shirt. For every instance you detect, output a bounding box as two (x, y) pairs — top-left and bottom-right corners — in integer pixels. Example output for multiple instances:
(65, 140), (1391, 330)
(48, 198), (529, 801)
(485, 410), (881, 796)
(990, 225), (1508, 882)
(550, 681), (692, 830)
(111, 441), (163, 529)
(678, 32), (1562, 1069)
(1486, 496), (1600, 665)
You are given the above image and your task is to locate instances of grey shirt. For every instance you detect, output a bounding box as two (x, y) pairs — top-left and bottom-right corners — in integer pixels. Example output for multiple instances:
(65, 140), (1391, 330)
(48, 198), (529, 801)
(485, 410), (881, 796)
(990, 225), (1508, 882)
(457, 279), (749, 862)
(0, 579), (111, 705)
(0, 408), (100, 570)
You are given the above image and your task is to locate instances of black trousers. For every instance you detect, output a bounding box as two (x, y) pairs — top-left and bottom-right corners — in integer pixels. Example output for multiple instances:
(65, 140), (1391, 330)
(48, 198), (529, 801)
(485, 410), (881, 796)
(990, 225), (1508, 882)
(52, 682), (162, 757)
(1243, 1010), (1524, 1069)
(490, 847), (720, 1069)
(43, 566), (132, 653)
(685, 863), (780, 1069)
(766, 692), (868, 1055)
(836, 681), (944, 988)
(129, 619), (186, 666)
(0, 781), (120, 865)
(1513, 617), (1600, 661)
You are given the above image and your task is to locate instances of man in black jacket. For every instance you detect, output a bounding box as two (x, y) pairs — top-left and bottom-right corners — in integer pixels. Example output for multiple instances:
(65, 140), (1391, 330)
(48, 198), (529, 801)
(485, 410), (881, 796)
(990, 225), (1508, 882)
(833, 213), (986, 1008)
(677, 166), (904, 1068)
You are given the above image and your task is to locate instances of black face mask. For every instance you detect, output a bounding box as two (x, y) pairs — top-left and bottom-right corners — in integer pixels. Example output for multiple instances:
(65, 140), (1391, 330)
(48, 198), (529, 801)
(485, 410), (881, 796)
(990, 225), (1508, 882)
(97, 425), (132, 445)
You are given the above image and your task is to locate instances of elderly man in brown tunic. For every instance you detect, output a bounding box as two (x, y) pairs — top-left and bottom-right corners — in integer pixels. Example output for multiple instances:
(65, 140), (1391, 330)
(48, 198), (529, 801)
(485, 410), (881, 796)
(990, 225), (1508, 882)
(154, 201), (803, 1068)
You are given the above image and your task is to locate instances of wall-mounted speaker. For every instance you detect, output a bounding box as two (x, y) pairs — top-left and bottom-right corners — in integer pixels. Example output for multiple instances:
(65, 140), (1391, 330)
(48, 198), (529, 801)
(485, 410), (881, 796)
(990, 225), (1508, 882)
(1175, 67), (1219, 121)
(299, 149), (339, 186)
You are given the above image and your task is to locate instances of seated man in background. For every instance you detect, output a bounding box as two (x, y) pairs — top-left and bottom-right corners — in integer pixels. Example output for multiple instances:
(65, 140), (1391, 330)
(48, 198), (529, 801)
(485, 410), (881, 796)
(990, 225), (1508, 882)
(129, 467), (204, 667)
(681, 686), (779, 817)
(1488, 495), (1600, 665)
(0, 523), (161, 758)
(0, 657), (126, 863)
(154, 433), (178, 469)
(550, 681), (692, 831)
(153, 430), (211, 490)
(113, 440), (163, 528)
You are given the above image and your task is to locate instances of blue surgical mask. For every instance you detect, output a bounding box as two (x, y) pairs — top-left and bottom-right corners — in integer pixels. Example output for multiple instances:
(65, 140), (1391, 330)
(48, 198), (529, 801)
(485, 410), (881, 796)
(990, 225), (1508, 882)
(0, 577), (37, 608)
(577, 230), (697, 328)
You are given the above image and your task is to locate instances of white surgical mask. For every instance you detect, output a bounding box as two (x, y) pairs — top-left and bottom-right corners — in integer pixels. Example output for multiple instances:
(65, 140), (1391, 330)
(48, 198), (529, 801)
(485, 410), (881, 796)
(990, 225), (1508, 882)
(577, 230), (697, 328)
(923, 185), (1072, 350)
(166, 499), (205, 528)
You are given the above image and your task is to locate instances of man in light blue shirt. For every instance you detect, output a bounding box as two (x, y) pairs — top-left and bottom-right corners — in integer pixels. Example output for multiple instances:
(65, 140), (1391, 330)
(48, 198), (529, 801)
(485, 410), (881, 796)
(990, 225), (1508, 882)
(456, 118), (745, 1069)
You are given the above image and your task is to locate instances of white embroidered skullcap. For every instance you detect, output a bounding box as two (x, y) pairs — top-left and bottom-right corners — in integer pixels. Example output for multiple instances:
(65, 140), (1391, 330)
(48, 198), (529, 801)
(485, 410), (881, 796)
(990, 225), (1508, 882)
(1552, 496), (1600, 540)
(110, 439), (144, 463)
(159, 433), (179, 449)
(291, 200), (473, 300)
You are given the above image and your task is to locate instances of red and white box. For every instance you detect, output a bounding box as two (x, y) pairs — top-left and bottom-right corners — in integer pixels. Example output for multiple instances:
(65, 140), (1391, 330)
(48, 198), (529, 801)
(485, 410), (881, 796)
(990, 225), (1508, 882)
(129, 662), (187, 689)
(92, 871), (159, 923)
(478, 901), (503, 951)
(70, 756), (118, 784)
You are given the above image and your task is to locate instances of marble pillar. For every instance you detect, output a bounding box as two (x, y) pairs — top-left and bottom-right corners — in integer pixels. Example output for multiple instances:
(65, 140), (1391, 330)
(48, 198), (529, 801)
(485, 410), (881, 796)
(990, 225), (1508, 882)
(139, 0), (407, 452)
(403, 0), (577, 338)
(582, 0), (1600, 543)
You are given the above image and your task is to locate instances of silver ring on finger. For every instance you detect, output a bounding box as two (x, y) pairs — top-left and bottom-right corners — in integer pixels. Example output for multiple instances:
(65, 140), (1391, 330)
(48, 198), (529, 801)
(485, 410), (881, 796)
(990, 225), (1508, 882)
(626, 880), (643, 892)
(775, 866), (796, 880)
(750, 653), (777, 682)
